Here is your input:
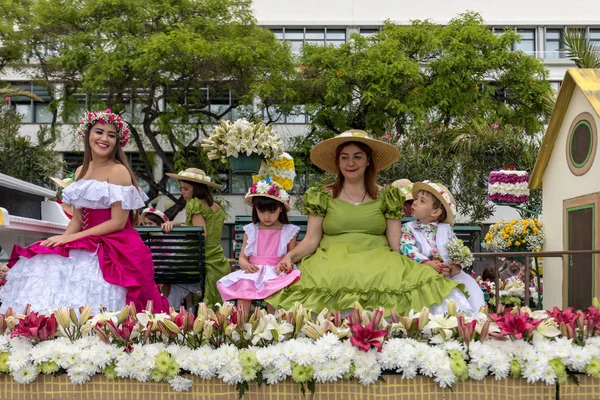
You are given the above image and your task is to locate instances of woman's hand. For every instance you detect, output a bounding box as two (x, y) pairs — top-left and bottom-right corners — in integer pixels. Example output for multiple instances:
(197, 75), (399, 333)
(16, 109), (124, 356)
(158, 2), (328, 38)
(277, 255), (293, 274)
(241, 264), (260, 274)
(40, 234), (76, 247)
(161, 220), (181, 233)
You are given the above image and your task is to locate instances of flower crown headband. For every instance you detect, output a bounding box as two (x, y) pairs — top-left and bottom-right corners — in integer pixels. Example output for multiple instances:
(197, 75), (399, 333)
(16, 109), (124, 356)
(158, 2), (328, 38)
(246, 176), (291, 210)
(77, 109), (131, 147)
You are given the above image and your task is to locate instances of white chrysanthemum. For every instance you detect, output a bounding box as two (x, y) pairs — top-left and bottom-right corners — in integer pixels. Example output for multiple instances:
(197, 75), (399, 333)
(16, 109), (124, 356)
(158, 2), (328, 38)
(262, 367), (282, 384)
(402, 363), (418, 379)
(7, 350), (30, 372)
(67, 362), (95, 384)
(313, 359), (347, 383)
(8, 337), (33, 352)
(0, 335), (10, 352)
(468, 362), (488, 380)
(433, 365), (455, 388)
(566, 346), (591, 371)
(522, 360), (550, 384)
(273, 356), (292, 377)
(355, 361), (381, 385)
(169, 376), (193, 392)
(218, 359), (243, 385)
(12, 363), (38, 384)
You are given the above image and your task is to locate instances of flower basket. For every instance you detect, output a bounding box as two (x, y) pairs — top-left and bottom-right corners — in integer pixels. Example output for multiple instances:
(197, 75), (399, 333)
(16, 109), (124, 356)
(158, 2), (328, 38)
(229, 154), (262, 174)
(483, 219), (544, 253)
(201, 119), (284, 167)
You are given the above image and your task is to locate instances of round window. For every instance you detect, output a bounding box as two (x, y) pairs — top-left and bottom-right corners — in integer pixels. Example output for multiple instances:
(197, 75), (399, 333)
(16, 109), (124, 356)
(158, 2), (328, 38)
(567, 112), (597, 176)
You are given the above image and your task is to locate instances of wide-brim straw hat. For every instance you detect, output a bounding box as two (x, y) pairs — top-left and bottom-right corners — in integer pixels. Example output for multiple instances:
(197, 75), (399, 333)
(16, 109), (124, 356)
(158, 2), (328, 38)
(310, 129), (400, 174)
(166, 168), (221, 189)
(141, 207), (169, 222)
(412, 180), (457, 225)
(50, 177), (73, 189)
(391, 179), (414, 200)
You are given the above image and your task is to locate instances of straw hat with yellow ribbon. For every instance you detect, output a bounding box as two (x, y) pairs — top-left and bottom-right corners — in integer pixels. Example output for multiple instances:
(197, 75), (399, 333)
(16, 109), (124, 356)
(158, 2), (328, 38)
(166, 168), (221, 189)
(391, 179), (414, 200)
(411, 180), (457, 225)
(310, 130), (400, 174)
(245, 177), (291, 212)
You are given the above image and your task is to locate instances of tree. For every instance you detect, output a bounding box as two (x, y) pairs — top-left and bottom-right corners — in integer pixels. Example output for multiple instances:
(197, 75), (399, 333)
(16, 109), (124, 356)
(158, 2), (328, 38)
(294, 12), (553, 221)
(562, 29), (600, 68)
(5, 0), (298, 217)
(0, 102), (64, 186)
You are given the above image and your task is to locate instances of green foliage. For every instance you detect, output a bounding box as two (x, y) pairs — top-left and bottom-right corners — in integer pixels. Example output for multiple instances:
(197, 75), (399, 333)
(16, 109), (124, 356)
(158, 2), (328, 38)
(5, 0), (298, 216)
(0, 104), (64, 186)
(562, 29), (600, 68)
(295, 12), (553, 222)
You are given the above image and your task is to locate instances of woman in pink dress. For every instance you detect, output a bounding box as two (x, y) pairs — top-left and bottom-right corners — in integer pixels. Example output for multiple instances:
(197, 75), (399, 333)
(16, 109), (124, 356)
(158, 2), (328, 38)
(217, 178), (300, 312)
(0, 109), (166, 314)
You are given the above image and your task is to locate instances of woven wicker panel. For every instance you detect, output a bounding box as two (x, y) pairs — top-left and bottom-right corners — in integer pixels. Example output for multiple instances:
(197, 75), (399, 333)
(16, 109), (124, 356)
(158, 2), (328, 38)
(559, 374), (600, 400)
(0, 374), (561, 400)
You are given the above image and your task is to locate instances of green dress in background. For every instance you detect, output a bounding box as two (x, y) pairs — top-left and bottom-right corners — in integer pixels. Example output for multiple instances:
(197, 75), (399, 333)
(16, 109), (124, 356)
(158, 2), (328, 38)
(186, 198), (231, 309)
(266, 185), (466, 315)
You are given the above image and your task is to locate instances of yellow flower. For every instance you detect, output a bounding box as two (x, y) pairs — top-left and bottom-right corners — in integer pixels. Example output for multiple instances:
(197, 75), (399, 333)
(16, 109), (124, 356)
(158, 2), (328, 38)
(515, 241), (521, 246)
(533, 227), (539, 234)
(507, 241), (512, 247)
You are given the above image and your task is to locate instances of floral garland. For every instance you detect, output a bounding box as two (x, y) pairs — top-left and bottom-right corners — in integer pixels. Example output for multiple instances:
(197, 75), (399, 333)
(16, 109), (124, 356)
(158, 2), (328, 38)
(2, 301), (600, 394)
(488, 169), (530, 204)
(483, 219), (544, 252)
(77, 109), (131, 147)
(252, 152), (296, 191)
(247, 177), (290, 205)
(201, 119), (284, 163)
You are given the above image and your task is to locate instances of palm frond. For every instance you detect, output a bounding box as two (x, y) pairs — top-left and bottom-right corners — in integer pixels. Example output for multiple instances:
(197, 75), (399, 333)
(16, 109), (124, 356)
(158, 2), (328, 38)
(0, 86), (43, 102)
(561, 29), (600, 68)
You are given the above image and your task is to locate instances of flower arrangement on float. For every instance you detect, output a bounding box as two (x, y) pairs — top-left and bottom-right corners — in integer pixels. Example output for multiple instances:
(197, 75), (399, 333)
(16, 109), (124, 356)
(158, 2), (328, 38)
(483, 218), (544, 252)
(487, 166), (530, 204)
(2, 300), (600, 395)
(478, 277), (542, 309)
(252, 152), (296, 191)
(201, 119), (284, 173)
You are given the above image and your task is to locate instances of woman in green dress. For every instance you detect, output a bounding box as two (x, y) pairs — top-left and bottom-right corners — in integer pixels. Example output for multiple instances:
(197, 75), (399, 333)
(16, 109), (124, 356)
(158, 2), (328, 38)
(268, 130), (472, 315)
(163, 168), (231, 309)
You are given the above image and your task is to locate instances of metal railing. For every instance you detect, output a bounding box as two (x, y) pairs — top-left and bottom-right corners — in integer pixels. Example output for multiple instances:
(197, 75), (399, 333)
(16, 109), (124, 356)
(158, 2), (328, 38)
(473, 249), (600, 309)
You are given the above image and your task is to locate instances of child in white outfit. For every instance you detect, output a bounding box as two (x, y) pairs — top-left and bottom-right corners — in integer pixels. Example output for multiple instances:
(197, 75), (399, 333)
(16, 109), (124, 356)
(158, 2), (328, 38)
(401, 180), (485, 312)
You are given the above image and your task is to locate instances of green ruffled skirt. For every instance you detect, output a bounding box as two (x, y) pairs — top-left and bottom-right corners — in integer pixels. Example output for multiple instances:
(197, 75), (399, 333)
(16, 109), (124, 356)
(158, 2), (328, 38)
(266, 232), (464, 315)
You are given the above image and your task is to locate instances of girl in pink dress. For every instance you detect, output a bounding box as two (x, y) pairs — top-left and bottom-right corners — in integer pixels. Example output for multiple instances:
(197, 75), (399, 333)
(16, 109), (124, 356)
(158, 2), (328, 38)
(0, 109), (166, 314)
(217, 178), (300, 312)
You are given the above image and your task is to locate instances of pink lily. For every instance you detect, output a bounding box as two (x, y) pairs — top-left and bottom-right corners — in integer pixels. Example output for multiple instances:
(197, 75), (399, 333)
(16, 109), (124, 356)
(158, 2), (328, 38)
(349, 321), (387, 352)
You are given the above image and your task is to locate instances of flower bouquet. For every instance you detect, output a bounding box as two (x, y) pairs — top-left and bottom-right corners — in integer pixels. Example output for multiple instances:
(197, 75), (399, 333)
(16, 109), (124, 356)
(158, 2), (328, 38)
(445, 239), (473, 268)
(201, 119), (284, 173)
(482, 218), (544, 252)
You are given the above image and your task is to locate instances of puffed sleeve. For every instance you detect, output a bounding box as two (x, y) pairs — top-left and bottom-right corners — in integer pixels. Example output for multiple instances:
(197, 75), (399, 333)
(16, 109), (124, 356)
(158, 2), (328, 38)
(380, 185), (405, 220)
(185, 198), (209, 225)
(302, 186), (330, 217)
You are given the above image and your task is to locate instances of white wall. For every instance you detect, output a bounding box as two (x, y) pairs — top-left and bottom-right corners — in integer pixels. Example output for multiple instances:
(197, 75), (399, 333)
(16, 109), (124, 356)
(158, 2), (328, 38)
(253, 0), (600, 26)
(541, 87), (600, 309)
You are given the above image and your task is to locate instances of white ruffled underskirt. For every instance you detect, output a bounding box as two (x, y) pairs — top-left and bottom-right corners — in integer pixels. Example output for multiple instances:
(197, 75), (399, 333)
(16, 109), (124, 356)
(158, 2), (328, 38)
(0, 250), (127, 314)
(167, 283), (202, 309)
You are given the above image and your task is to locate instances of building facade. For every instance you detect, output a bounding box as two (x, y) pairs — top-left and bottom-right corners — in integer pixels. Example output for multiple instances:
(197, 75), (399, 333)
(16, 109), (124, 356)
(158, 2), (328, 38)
(2, 0), (600, 228)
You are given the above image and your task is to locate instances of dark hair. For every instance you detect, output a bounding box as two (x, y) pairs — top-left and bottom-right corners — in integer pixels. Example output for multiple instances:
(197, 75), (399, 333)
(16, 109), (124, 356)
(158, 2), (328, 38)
(328, 141), (378, 200)
(76, 122), (140, 189)
(251, 196), (289, 224)
(482, 266), (497, 282)
(183, 180), (214, 206)
(143, 213), (164, 226)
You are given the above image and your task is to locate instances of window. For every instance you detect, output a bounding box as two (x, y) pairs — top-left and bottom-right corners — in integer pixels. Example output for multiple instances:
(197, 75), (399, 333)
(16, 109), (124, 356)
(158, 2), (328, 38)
(272, 27), (347, 56)
(545, 29), (565, 58)
(514, 29), (535, 55)
(590, 29), (600, 51)
(567, 112), (597, 176)
(5, 82), (53, 123)
(549, 81), (561, 92)
(358, 28), (380, 38)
